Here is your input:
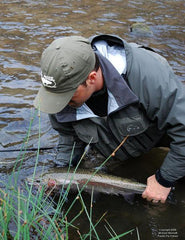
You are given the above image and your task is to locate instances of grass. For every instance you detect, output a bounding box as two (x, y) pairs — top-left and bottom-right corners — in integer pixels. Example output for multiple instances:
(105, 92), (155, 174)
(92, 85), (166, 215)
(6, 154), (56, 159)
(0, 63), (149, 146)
(0, 109), (139, 239)
(0, 182), (137, 239)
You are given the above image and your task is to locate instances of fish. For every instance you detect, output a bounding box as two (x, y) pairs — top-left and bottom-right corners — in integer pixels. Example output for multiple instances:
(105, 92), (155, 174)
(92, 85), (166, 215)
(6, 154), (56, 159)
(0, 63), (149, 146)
(27, 168), (146, 197)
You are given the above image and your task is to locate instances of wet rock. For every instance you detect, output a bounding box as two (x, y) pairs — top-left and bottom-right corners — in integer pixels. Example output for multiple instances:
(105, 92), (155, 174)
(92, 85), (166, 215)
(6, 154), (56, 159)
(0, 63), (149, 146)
(130, 22), (153, 37)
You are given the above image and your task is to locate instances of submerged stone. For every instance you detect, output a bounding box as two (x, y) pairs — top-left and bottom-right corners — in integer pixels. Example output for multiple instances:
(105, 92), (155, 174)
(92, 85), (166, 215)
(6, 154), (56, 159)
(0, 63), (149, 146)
(130, 22), (153, 37)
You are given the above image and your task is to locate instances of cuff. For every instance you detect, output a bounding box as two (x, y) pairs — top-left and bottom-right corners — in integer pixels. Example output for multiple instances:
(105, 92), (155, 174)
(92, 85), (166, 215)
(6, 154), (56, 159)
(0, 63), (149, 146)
(155, 169), (175, 188)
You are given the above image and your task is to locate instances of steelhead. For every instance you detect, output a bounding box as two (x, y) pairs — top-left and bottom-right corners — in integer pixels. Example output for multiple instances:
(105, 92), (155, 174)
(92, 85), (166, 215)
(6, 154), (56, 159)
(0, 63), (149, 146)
(27, 168), (146, 196)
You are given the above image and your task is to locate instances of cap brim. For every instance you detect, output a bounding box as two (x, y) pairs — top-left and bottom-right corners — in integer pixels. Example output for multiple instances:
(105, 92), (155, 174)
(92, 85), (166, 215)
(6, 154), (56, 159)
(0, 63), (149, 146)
(33, 85), (76, 114)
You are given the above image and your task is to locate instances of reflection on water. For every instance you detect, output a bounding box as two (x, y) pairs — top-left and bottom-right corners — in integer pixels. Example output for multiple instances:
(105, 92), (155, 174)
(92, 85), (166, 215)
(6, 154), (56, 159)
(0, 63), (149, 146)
(0, 0), (185, 239)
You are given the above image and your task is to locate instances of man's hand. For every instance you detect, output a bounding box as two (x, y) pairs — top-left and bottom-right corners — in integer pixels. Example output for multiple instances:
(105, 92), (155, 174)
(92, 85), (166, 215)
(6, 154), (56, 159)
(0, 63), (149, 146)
(142, 174), (171, 203)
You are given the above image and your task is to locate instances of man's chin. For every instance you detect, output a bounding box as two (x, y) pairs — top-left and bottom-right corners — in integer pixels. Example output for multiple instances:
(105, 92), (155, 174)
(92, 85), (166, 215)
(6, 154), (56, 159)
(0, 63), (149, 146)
(68, 103), (83, 109)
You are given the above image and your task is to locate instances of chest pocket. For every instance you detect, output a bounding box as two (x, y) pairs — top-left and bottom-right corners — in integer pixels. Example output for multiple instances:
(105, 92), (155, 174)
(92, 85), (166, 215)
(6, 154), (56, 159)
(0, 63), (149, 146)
(108, 105), (165, 157)
(108, 104), (150, 136)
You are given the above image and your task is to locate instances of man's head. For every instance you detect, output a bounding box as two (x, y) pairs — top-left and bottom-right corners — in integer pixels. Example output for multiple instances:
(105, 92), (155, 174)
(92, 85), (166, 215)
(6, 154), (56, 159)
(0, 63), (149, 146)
(34, 36), (97, 114)
(68, 53), (103, 108)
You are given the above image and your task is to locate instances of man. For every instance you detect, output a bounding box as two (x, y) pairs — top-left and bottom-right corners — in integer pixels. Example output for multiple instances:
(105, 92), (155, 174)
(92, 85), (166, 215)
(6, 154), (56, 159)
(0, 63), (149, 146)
(34, 34), (185, 203)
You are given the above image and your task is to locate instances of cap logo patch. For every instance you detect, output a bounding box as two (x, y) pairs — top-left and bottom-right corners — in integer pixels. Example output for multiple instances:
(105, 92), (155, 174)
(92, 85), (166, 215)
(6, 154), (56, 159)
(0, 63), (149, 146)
(41, 72), (57, 88)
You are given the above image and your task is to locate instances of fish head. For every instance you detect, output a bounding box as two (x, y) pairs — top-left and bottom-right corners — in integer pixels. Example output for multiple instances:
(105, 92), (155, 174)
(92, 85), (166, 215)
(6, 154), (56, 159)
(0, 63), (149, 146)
(26, 171), (71, 189)
(26, 172), (47, 186)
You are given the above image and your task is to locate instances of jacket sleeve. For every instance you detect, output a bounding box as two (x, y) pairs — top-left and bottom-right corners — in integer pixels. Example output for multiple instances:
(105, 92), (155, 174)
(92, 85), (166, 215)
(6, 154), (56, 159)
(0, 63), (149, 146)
(128, 47), (185, 184)
(49, 114), (86, 166)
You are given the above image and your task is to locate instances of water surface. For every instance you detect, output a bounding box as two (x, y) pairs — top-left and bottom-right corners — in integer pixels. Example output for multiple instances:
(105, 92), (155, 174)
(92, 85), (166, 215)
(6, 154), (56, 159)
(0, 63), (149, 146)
(0, 0), (184, 239)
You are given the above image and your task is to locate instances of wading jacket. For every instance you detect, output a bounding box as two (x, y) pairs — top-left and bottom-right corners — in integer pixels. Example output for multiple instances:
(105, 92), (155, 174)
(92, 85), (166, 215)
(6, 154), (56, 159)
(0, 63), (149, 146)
(49, 34), (185, 187)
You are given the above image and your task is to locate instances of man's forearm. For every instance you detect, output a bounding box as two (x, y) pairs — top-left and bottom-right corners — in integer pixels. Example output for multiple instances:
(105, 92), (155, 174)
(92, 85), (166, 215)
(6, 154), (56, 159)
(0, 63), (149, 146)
(55, 133), (86, 167)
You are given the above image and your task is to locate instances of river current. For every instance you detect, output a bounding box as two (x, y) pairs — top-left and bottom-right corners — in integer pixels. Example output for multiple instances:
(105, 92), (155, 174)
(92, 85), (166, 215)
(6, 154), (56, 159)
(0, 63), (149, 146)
(0, 0), (185, 239)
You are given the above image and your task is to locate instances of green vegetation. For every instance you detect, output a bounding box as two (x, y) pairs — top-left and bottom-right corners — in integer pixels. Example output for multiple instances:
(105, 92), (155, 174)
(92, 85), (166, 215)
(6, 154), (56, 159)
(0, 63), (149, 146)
(0, 110), (139, 239)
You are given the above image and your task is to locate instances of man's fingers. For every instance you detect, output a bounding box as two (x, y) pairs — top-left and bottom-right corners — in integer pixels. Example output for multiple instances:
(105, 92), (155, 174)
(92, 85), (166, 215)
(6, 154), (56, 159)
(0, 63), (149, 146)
(142, 174), (171, 204)
(142, 189), (166, 203)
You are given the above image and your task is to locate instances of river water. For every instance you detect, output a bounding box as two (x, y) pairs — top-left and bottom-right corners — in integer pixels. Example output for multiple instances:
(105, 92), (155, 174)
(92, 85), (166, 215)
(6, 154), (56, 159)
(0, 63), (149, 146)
(0, 0), (185, 239)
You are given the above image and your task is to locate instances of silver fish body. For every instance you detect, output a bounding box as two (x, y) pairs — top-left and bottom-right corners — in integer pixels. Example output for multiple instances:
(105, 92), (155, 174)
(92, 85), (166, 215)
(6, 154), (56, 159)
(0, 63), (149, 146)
(27, 168), (146, 196)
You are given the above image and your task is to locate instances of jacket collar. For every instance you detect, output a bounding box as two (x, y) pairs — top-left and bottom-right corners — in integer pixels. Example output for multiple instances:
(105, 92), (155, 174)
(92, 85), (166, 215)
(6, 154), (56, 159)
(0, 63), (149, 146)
(97, 52), (138, 114)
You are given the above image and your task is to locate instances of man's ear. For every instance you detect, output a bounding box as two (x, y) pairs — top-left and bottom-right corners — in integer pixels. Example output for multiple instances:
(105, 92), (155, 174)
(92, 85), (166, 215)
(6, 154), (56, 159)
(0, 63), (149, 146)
(87, 71), (97, 85)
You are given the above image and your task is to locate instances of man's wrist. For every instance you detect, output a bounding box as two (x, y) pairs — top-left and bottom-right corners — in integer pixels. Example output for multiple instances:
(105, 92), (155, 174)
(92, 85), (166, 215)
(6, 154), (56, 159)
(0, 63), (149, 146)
(155, 169), (174, 188)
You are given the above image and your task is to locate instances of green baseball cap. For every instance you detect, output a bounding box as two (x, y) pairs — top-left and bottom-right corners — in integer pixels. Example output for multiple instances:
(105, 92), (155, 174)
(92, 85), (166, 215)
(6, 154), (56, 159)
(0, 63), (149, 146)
(33, 36), (96, 114)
